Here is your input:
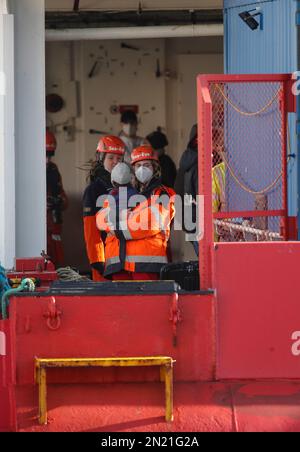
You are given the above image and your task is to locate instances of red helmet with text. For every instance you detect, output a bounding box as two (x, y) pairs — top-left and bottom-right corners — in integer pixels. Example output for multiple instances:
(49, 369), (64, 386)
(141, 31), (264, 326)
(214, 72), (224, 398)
(131, 145), (159, 165)
(96, 135), (125, 156)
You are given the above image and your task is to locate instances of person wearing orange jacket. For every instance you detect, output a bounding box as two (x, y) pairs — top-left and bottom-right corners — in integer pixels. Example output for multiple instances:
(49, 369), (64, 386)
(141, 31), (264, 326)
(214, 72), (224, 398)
(97, 145), (176, 281)
(46, 129), (68, 267)
(83, 135), (125, 281)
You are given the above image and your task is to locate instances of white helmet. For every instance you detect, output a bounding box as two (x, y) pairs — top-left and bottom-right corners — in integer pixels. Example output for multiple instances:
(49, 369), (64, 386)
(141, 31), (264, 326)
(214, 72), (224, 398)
(111, 162), (131, 186)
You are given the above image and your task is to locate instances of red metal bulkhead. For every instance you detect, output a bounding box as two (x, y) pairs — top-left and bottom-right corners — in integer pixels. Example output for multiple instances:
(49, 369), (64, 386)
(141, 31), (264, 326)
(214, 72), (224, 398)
(10, 292), (215, 386)
(10, 284), (300, 432)
(214, 242), (300, 380)
(8, 290), (217, 431)
(4, 73), (300, 431)
(5, 268), (300, 431)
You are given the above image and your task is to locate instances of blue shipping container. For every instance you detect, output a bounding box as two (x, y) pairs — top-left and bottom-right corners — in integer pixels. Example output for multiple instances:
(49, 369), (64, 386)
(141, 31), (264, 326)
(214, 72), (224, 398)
(224, 0), (300, 230)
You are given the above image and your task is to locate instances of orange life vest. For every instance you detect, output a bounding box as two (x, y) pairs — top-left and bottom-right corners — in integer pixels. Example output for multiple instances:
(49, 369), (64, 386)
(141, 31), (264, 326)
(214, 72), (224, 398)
(97, 185), (176, 276)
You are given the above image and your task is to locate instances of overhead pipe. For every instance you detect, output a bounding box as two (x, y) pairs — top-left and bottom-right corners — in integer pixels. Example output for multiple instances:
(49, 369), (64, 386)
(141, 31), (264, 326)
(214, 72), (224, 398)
(45, 24), (223, 41)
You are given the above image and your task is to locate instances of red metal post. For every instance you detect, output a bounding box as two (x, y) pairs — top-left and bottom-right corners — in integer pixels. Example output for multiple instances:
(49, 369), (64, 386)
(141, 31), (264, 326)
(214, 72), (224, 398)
(197, 74), (292, 278)
(197, 76), (213, 290)
(281, 80), (289, 240)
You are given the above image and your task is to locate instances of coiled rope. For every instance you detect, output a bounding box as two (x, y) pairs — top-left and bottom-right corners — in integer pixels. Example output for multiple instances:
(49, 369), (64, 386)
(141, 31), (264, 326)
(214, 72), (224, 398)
(214, 219), (282, 241)
(56, 267), (90, 282)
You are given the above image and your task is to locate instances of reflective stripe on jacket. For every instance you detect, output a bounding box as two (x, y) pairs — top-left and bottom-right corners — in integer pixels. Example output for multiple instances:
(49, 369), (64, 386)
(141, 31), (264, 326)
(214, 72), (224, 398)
(97, 184), (176, 276)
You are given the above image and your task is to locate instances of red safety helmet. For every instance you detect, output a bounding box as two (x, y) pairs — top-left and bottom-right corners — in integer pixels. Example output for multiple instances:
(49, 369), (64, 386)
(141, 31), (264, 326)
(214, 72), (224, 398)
(131, 145), (159, 165)
(46, 129), (57, 155)
(96, 135), (125, 155)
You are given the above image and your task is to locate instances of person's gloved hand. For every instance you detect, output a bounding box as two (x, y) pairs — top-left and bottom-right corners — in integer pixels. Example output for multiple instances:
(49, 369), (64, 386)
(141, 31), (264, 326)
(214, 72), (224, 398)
(91, 262), (104, 275)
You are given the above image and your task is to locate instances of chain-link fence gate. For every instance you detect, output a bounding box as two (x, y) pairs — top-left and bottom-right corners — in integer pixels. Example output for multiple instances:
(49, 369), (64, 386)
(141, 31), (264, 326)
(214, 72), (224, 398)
(197, 74), (295, 289)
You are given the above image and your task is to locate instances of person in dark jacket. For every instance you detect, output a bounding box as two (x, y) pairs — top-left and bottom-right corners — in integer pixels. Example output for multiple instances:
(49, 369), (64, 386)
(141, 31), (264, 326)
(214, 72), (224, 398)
(83, 136), (125, 281)
(174, 124), (199, 256)
(146, 129), (177, 188)
(46, 130), (68, 267)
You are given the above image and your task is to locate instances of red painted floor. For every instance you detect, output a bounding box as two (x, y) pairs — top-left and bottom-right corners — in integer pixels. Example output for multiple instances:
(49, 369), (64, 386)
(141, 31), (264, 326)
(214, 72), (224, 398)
(15, 381), (300, 432)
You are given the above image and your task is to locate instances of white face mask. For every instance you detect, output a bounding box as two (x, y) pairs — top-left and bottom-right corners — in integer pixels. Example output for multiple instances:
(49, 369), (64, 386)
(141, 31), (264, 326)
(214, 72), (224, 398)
(123, 124), (137, 137)
(135, 166), (153, 184)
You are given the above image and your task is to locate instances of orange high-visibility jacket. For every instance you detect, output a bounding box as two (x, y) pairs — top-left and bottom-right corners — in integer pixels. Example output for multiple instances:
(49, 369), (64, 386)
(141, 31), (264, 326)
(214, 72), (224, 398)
(83, 176), (112, 269)
(97, 184), (176, 276)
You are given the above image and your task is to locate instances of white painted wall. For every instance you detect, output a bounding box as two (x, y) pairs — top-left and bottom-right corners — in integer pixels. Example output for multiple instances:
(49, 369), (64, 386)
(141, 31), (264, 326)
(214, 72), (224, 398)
(0, 1), (223, 269)
(9, 0), (46, 259)
(82, 39), (166, 160)
(46, 41), (86, 269)
(164, 37), (223, 261)
(165, 37), (223, 165)
(173, 53), (223, 261)
(46, 38), (167, 270)
(46, 36), (223, 269)
(0, 1), (15, 269)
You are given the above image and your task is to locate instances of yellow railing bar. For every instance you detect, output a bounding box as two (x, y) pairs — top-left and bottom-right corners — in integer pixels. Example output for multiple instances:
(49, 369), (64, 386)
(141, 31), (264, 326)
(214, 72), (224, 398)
(35, 356), (175, 425)
(35, 356), (173, 368)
